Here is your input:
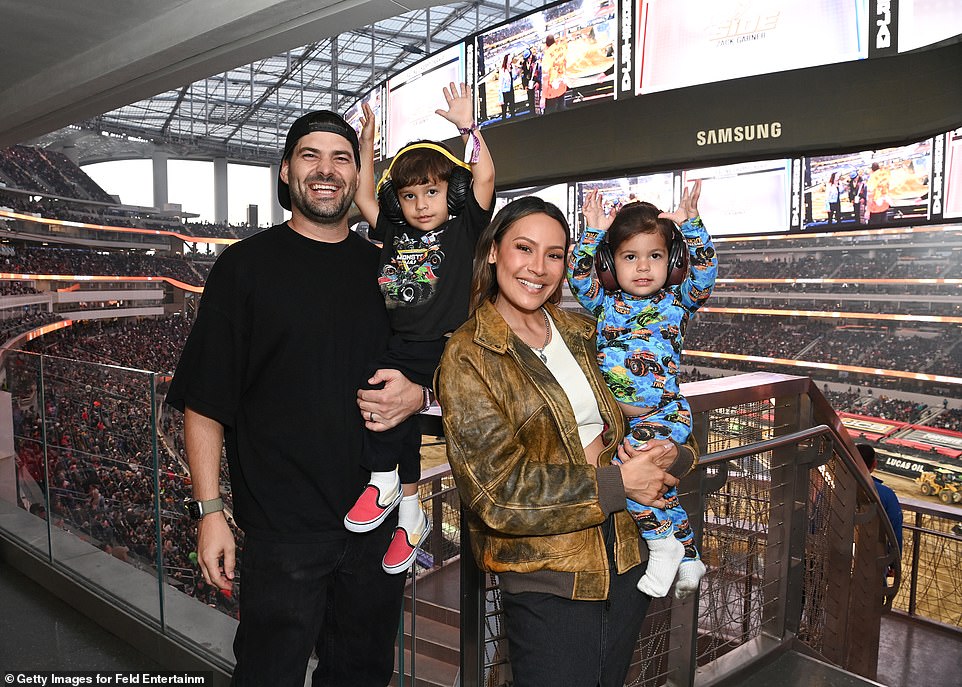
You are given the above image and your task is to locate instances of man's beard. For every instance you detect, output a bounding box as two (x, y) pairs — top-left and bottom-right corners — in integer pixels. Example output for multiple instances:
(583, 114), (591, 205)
(290, 173), (357, 225)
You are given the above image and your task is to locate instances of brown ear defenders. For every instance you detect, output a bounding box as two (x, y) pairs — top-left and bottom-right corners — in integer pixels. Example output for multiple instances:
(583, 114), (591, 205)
(376, 142), (473, 226)
(594, 226), (688, 292)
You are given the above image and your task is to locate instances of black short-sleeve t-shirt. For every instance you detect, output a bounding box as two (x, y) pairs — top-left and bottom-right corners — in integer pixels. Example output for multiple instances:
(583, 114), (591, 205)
(370, 191), (492, 340)
(166, 224), (391, 541)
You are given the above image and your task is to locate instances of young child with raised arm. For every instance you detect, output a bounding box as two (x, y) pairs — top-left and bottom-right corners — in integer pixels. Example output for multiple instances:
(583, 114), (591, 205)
(566, 182), (716, 598)
(345, 82), (495, 574)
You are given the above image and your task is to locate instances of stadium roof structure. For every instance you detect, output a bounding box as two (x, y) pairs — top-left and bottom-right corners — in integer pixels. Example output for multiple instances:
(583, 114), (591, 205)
(8, 0), (545, 166)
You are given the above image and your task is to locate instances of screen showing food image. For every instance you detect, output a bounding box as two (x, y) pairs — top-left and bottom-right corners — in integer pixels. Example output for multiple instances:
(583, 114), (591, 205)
(344, 88), (384, 163)
(636, 0), (867, 94)
(805, 140), (932, 228)
(476, 0), (617, 126)
(386, 43), (465, 157)
(683, 160), (792, 236)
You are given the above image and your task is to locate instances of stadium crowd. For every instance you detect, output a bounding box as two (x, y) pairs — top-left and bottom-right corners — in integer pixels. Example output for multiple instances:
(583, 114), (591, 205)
(0, 145), (114, 202)
(2, 245), (208, 285)
(15, 316), (239, 615)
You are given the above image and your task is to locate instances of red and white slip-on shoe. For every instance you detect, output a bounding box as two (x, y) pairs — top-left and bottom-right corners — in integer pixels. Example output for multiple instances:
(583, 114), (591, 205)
(344, 483), (402, 533)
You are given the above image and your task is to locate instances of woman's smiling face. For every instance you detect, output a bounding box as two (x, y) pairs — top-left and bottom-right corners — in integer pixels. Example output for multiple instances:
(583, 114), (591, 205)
(489, 212), (568, 318)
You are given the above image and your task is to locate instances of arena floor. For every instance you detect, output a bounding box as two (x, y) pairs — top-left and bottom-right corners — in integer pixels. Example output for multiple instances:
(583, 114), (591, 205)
(419, 434), (962, 515)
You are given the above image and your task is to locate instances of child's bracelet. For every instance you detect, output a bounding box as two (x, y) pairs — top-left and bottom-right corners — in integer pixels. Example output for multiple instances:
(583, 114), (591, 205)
(459, 124), (481, 164)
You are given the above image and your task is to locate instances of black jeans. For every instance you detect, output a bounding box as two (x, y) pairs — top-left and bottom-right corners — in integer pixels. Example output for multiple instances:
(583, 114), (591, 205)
(231, 527), (405, 686)
(500, 519), (651, 687)
(361, 335), (446, 482)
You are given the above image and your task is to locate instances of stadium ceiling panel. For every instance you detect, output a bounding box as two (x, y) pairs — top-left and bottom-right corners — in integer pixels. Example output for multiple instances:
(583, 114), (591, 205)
(26, 0), (546, 166)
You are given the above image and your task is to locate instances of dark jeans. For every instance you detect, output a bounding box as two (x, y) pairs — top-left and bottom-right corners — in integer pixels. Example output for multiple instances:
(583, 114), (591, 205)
(361, 335), (446, 483)
(231, 528), (405, 686)
(500, 518), (651, 687)
(544, 93), (566, 114)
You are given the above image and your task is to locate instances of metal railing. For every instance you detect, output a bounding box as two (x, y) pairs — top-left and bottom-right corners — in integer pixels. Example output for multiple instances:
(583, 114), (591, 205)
(1, 357), (949, 687)
(892, 499), (962, 629)
(460, 372), (905, 687)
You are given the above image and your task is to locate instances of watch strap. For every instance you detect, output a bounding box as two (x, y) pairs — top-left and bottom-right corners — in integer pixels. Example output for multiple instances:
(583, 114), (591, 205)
(189, 497), (224, 518)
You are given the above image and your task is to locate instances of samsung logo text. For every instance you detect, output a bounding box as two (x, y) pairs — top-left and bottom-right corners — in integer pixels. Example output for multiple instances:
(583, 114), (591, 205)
(696, 122), (782, 146)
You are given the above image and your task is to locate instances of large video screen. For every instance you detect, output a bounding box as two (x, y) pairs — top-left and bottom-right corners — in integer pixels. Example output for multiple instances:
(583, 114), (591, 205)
(386, 43), (465, 157)
(344, 87), (384, 163)
(476, 0), (617, 127)
(495, 183), (573, 235)
(804, 141), (932, 229)
(684, 160), (793, 236)
(944, 128), (962, 219)
(575, 172), (675, 233)
(897, 0), (962, 53)
(636, 0), (867, 94)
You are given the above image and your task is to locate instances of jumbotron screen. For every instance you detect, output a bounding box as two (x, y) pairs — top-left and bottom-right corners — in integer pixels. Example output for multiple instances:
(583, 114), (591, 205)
(476, 0), (617, 127)
(636, 0), (867, 94)
(897, 0), (962, 53)
(804, 140), (932, 229)
(944, 128), (962, 219)
(386, 43), (465, 157)
(494, 183), (573, 236)
(344, 87), (383, 163)
(683, 160), (793, 236)
(576, 172), (674, 233)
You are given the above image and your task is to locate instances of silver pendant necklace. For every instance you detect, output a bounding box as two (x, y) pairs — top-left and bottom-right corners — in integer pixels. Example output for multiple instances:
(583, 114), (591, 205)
(531, 308), (551, 363)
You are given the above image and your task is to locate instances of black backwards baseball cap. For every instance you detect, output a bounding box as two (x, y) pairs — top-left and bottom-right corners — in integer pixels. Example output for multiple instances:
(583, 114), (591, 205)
(277, 110), (361, 211)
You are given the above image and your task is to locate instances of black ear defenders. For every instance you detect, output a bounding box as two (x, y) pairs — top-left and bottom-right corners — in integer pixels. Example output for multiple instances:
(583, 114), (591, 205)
(376, 142), (473, 226)
(594, 226), (688, 292)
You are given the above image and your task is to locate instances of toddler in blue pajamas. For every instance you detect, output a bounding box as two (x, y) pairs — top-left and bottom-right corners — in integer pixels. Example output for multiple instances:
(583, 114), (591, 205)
(567, 182), (716, 598)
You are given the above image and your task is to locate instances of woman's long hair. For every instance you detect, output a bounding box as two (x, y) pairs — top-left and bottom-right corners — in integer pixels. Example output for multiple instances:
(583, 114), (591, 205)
(470, 196), (570, 312)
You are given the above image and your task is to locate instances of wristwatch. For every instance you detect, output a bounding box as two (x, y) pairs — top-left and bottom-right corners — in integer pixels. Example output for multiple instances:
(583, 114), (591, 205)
(185, 497), (224, 520)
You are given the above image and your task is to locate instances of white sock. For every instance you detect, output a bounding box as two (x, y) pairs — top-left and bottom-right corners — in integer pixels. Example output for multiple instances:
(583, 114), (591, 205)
(397, 493), (424, 532)
(637, 536), (685, 598)
(674, 559), (707, 600)
(368, 470), (399, 505)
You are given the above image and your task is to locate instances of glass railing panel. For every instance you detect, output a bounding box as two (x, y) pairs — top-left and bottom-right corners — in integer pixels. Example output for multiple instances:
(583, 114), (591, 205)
(155, 394), (239, 669)
(0, 349), (51, 558)
(37, 354), (164, 625)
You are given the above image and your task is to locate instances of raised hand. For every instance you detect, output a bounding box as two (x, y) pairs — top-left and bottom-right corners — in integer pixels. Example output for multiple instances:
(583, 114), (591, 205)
(660, 179), (702, 224)
(581, 189), (614, 231)
(359, 101), (375, 147)
(436, 82), (475, 130)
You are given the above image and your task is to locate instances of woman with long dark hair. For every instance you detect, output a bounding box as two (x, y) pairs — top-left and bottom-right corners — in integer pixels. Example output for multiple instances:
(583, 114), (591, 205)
(437, 196), (698, 686)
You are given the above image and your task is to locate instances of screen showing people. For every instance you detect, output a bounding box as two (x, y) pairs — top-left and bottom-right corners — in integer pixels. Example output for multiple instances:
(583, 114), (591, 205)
(475, 0), (617, 126)
(345, 88), (384, 163)
(805, 141), (933, 228)
(577, 173), (674, 232)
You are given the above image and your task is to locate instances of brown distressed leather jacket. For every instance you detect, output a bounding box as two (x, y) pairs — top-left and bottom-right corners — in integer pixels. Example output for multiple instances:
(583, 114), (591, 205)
(437, 300), (696, 601)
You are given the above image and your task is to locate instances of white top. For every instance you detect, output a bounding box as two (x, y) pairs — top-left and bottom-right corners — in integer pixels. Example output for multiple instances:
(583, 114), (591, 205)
(534, 311), (605, 448)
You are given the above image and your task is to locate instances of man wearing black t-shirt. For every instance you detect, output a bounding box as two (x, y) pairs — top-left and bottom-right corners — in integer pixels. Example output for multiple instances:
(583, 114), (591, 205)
(166, 111), (425, 686)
